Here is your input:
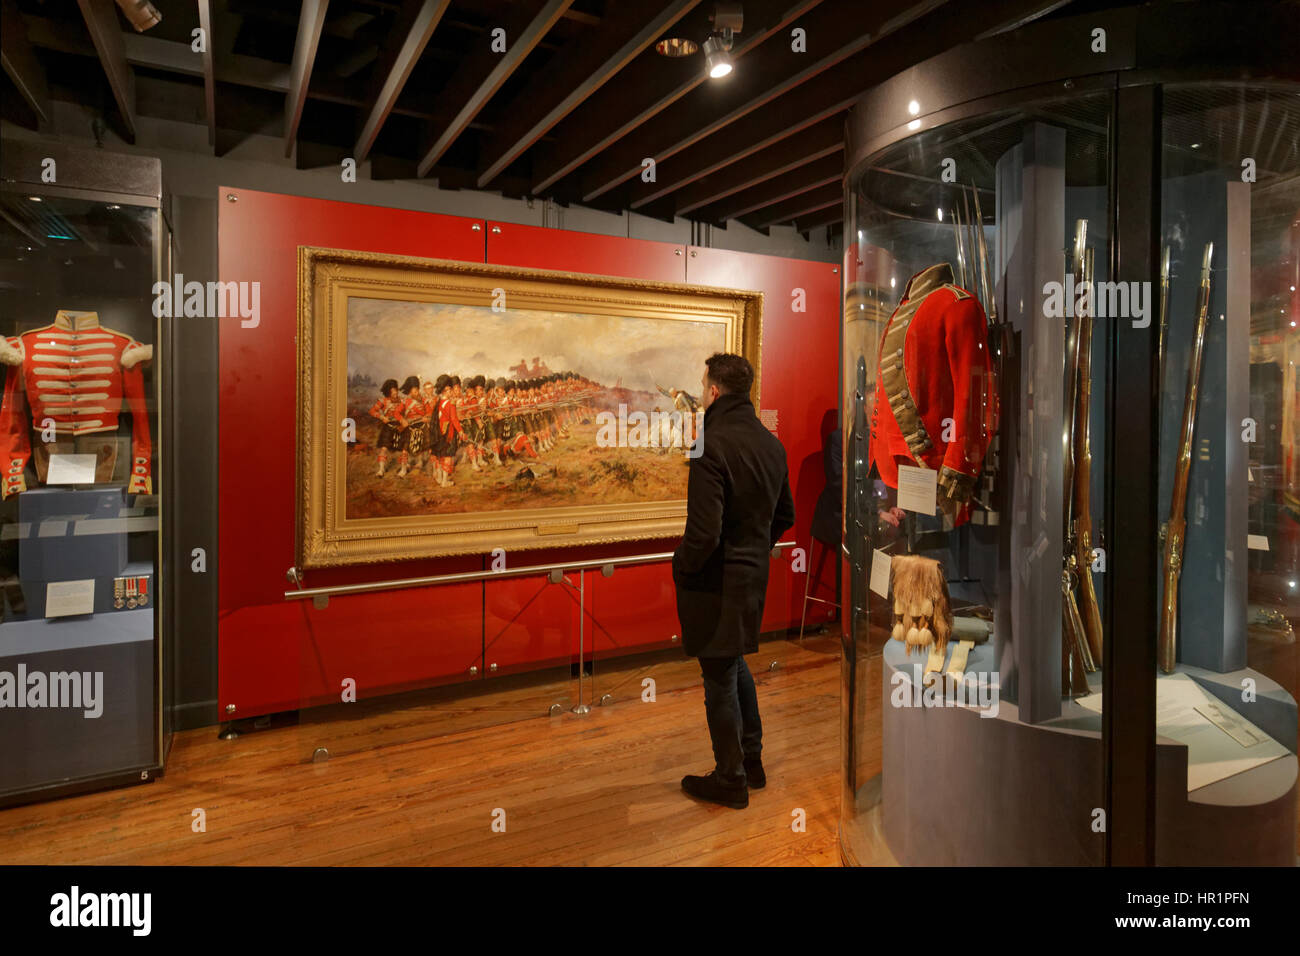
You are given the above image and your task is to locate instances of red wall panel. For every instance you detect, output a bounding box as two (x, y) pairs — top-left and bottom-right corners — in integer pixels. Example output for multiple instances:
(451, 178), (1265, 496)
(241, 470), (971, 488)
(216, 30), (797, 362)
(485, 220), (686, 282)
(686, 247), (842, 630)
(218, 195), (839, 719)
(218, 189), (487, 718)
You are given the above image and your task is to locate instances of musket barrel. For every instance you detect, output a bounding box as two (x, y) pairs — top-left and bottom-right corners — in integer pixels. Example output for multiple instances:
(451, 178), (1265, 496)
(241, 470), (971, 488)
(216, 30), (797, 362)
(1158, 242), (1214, 673)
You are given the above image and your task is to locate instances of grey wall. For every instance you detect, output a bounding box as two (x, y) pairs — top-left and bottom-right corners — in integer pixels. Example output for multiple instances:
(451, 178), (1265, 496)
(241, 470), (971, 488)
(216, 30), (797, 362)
(3, 105), (841, 731)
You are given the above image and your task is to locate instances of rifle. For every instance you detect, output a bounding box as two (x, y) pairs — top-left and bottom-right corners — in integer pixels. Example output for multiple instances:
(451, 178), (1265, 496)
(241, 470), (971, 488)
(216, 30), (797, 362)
(1157, 245), (1171, 395)
(1159, 242), (1214, 674)
(1062, 219), (1098, 692)
(1072, 245), (1104, 667)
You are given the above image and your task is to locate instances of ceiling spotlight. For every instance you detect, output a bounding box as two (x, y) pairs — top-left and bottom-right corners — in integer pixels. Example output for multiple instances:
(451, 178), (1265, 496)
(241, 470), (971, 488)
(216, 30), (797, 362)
(702, 2), (743, 80)
(703, 35), (733, 78)
(28, 196), (42, 202)
(908, 100), (920, 115)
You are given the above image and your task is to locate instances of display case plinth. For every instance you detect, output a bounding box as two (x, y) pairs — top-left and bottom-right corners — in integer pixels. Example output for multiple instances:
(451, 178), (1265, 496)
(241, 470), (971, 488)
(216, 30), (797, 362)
(880, 642), (1297, 866)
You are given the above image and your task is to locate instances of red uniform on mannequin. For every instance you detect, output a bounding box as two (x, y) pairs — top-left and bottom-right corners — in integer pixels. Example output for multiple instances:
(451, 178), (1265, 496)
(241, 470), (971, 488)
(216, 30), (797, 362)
(0, 310), (153, 498)
(868, 263), (996, 527)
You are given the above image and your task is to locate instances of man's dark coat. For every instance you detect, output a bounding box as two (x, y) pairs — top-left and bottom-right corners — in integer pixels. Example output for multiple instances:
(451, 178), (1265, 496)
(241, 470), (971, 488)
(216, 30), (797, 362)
(672, 391), (796, 658)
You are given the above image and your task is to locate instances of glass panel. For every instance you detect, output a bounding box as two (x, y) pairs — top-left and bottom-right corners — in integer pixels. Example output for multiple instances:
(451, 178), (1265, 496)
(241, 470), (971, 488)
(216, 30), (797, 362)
(0, 190), (161, 800)
(841, 93), (1111, 864)
(1156, 85), (1300, 864)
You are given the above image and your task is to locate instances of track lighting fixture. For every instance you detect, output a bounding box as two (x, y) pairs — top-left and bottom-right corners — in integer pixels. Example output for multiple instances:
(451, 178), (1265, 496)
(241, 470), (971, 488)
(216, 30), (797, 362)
(655, 3), (743, 80)
(702, 35), (733, 79)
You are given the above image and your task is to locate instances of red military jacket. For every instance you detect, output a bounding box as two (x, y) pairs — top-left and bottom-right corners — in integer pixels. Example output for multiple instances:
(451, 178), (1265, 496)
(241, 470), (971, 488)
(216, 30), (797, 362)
(401, 395), (431, 423)
(868, 263), (996, 524)
(369, 395), (402, 423)
(437, 397), (463, 438)
(0, 310), (153, 498)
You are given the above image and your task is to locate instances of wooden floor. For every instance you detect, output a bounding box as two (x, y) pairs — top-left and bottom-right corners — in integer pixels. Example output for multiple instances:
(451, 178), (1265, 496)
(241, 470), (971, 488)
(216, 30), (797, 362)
(0, 634), (849, 866)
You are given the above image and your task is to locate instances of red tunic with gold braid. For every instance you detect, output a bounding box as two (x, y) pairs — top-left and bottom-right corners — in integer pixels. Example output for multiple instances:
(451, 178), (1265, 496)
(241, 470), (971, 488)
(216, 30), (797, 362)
(0, 311), (154, 498)
(867, 263), (996, 526)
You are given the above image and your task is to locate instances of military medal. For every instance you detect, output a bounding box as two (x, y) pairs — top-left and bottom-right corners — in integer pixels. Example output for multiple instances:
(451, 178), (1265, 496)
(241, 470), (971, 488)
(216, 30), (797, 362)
(137, 576), (148, 607)
(126, 577), (137, 609)
(114, 577), (126, 609)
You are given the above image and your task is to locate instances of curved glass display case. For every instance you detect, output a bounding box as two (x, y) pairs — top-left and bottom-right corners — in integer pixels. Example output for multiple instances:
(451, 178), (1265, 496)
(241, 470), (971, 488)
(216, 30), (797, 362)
(840, 1), (1300, 866)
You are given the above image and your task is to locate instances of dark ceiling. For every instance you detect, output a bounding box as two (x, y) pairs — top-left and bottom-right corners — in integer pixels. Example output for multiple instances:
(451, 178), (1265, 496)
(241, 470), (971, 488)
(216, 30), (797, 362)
(2, 0), (1089, 238)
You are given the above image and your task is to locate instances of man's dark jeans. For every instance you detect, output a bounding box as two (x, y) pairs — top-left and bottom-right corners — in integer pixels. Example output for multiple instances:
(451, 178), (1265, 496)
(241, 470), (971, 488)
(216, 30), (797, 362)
(699, 656), (763, 787)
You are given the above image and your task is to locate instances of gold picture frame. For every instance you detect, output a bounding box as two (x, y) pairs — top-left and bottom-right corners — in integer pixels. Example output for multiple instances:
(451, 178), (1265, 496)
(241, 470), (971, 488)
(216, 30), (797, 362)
(297, 246), (763, 567)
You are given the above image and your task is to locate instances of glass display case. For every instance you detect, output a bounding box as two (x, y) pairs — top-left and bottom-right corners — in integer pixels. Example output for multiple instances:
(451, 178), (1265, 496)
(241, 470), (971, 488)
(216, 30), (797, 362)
(0, 139), (169, 805)
(840, 1), (1300, 866)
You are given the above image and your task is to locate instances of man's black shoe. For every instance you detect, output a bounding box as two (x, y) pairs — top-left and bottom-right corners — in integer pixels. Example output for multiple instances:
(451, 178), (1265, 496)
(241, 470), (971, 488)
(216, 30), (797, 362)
(744, 757), (766, 789)
(681, 771), (748, 809)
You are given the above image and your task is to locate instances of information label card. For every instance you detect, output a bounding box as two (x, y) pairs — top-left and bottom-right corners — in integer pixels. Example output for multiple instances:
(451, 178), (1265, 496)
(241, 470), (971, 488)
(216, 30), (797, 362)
(869, 549), (891, 597)
(46, 454), (98, 485)
(45, 579), (95, 618)
(896, 464), (937, 515)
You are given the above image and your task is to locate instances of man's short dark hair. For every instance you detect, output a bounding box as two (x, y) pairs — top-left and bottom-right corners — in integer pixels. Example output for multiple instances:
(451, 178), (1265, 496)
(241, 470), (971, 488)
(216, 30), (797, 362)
(705, 352), (753, 395)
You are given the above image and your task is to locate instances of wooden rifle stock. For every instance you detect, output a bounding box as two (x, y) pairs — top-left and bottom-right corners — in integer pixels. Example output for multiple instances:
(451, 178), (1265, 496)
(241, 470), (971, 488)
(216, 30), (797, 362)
(1159, 242), (1214, 673)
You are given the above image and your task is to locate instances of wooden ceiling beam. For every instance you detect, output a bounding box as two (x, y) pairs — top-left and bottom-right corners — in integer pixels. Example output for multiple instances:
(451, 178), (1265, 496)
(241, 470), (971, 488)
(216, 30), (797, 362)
(0, 0), (51, 126)
(198, 0), (217, 149)
(696, 152), (842, 222)
(672, 114), (843, 215)
(794, 204), (844, 234)
(530, 0), (821, 195)
(75, 0), (136, 142)
(743, 181), (840, 229)
(284, 0), (330, 157)
(354, 0), (451, 162)
(475, 0), (702, 189)
(416, 0), (574, 177)
(580, 0), (929, 205)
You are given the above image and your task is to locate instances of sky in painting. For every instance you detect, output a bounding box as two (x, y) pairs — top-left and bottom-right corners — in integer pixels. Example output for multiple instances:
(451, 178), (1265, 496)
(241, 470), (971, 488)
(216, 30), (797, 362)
(346, 298), (727, 393)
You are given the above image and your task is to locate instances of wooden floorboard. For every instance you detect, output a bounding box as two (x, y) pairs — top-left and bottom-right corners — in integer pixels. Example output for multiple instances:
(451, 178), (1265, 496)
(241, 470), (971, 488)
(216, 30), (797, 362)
(0, 635), (848, 866)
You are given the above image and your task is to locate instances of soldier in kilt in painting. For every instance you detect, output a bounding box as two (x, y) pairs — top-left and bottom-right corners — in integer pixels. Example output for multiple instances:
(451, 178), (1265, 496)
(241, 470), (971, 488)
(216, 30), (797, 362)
(435, 374), (464, 486)
(396, 375), (431, 477)
(368, 378), (404, 477)
(504, 381), (539, 460)
(480, 378), (503, 466)
(459, 374), (487, 472)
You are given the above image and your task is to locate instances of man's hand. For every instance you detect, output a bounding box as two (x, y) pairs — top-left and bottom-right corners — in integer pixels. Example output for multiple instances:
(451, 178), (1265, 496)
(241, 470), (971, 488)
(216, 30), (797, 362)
(878, 506), (906, 528)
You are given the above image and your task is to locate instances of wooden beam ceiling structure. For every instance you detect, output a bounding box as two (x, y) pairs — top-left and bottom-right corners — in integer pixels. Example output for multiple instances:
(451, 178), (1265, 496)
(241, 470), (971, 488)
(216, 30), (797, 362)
(3, 0), (1087, 232)
(0, 0), (51, 127)
(75, 0), (137, 142)
(284, 0), (330, 157)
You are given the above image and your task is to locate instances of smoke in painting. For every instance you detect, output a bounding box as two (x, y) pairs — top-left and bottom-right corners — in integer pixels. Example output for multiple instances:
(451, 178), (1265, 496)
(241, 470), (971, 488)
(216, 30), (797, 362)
(345, 296), (728, 519)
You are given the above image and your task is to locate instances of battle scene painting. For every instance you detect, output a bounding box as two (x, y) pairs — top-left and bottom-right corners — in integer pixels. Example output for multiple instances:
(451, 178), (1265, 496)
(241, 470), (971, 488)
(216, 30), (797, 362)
(297, 247), (761, 565)
(344, 298), (727, 519)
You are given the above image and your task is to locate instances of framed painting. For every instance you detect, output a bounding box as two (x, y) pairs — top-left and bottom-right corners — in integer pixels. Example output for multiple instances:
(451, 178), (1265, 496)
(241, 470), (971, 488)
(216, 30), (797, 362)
(297, 246), (763, 567)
